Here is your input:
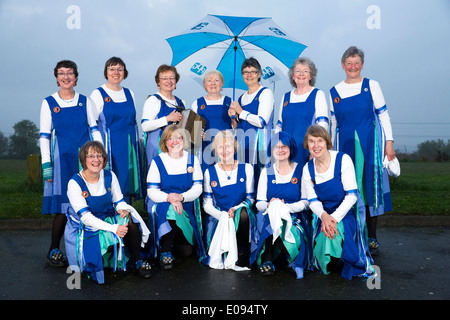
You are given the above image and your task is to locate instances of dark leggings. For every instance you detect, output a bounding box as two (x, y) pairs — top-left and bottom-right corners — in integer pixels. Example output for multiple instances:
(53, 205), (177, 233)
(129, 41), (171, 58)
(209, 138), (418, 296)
(160, 220), (194, 257)
(261, 236), (288, 263)
(122, 218), (142, 264)
(49, 213), (67, 252)
(236, 208), (249, 249)
(366, 206), (377, 240)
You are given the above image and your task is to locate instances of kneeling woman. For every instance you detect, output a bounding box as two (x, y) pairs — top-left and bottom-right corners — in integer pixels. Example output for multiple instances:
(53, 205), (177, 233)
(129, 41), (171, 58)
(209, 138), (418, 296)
(252, 132), (311, 278)
(203, 130), (257, 270)
(147, 124), (206, 269)
(301, 125), (373, 279)
(65, 141), (151, 284)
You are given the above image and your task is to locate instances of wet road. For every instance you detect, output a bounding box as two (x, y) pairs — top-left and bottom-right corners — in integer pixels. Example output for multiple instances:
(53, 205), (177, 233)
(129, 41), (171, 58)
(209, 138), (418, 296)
(1, 226), (449, 309)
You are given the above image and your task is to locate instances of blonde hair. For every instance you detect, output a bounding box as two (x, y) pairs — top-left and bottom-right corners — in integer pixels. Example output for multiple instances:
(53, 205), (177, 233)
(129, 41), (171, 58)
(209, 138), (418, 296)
(202, 70), (224, 90)
(159, 124), (189, 153)
(211, 130), (238, 156)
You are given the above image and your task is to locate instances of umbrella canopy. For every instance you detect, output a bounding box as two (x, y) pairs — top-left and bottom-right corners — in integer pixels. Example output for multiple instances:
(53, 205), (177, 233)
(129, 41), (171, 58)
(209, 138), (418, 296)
(166, 14), (307, 98)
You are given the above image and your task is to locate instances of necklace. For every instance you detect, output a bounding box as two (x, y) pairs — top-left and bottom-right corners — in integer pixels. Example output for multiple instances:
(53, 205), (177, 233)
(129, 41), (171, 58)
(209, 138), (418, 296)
(220, 161), (236, 180)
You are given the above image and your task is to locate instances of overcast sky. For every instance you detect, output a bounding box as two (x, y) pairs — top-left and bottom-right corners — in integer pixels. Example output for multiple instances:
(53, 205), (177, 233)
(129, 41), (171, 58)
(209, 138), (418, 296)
(1, 0), (449, 152)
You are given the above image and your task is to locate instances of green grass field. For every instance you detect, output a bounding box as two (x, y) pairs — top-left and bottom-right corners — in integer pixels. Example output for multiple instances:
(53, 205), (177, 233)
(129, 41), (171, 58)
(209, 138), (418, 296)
(0, 159), (448, 219)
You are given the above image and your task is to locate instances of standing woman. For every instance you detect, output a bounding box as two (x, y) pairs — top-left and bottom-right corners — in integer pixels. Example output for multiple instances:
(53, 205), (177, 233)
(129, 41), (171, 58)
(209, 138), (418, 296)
(65, 141), (151, 284)
(301, 125), (373, 279)
(252, 132), (310, 278)
(40, 60), (103, 267)
(141, 64), (185, 171)
(330, 46), (395, 255)
(191, 70), (232, 171)
(203, 130), (257, 270)
(90, 57), (142, 204)
(229, 58), (274, 182)
(147, 124), (206, 269)
(276, 57), (329, 168)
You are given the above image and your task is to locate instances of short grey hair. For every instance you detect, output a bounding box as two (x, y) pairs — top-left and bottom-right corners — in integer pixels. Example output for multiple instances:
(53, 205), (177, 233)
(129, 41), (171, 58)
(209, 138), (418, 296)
(288, 57), (317, 87)
(341, 46), (365, 65)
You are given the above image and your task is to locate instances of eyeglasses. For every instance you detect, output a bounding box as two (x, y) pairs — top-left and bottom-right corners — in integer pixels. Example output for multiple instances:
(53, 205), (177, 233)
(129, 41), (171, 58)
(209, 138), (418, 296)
(159, 77), (176, 82)
(242, 70), (259, 75)
(107, 67), (125, 73)
(87, 154), (103, 159)
(57, 72), (75, 77)
(294, 69), (310, 74)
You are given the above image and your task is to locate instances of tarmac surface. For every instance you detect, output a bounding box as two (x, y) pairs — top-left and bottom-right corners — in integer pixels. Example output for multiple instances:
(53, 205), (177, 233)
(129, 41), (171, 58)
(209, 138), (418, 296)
(0, 217), (449, 312)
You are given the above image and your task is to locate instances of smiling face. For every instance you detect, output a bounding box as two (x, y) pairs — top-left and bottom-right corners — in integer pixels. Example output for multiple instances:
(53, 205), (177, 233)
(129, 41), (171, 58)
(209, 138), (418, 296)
(242, 66), (260, 87)
(293, 63), (312, 88)
(204, 73), (223, 95)
(307, 135), (328, 159)
(106, 63), (125, 86)
(56, 67), (77, 89)
(342, 55), (364, 82)
(165, 131), (184, 157)
(216, 139), (235, 164)
(85, 146), (105, 174)
(272, 141), (291, 163)
(158, 70), (177, 95)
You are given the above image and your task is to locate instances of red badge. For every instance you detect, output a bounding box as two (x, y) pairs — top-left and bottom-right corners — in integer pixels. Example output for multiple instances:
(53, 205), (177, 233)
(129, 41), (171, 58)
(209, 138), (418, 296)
(334, 97), (340, 104)
(291, 177), (298, 184)
(200, 104), (206, 110)
(104, 97), (111, 103)
(81, 191), (89, 198)
(211, 181), (217, 188)
(53, 106), (60, 113)
(283, 101), (288, 107)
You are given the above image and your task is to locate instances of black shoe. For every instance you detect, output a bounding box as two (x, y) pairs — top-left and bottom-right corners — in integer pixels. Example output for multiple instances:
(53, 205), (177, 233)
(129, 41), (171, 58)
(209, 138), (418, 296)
(47, 248), (67, 267)
(258, 261), (275, 276)
(160, 252), (175, 270)
(136, 260), (152, 279)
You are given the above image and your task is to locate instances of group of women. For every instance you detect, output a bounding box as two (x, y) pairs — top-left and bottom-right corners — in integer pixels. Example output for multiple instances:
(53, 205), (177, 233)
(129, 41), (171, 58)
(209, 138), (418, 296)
(40, 45), (395, 284)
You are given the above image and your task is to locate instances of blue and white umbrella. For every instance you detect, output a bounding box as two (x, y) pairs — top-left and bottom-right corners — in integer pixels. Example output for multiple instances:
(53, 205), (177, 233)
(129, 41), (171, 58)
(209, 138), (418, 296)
(166, 14), (307, 98)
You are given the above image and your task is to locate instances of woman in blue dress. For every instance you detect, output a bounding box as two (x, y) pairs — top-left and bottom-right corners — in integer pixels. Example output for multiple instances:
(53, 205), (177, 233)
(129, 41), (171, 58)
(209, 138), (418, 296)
(39, 60), (103, 267)
(229, 58), (274, 183)
(203, 130), (257, 270)
(330, 46), (395, 255)
(301, 125), (373, 280)
(65, 141), (151, 284)
(252, 132), (311, 278)
(90, 57), (143, 204)
(141, 65), (185, 257)
(276, 57), (329, 169)
(190, 70), (232, 172)
(146, 124), (206, 269)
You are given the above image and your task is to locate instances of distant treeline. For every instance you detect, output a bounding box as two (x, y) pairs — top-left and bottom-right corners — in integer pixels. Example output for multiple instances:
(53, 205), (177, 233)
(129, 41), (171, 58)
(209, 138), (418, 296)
(397, 139), (450, 162)
(1, 119), (449, 162)
(0, 120), (39, 159)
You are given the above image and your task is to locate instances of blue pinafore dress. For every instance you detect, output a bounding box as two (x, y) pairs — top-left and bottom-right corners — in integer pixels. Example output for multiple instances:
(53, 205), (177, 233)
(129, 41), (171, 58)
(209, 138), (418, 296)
(152, 153), (206, 260)
(97, 87), (142, 202)
(142, 94), (184, 257)
(330, 78), (392, 217)
(236, 87), (273, 184)
(308, 152), (373, 280)
(203, 163), (257, 263)
(251, 163), (310, 271)
(65, 170), (128, 284)
(42, 94), (92, 215)
(195, 96), (232, 171)
(143, 94), (184, 171)
(280, 88), (320, 168)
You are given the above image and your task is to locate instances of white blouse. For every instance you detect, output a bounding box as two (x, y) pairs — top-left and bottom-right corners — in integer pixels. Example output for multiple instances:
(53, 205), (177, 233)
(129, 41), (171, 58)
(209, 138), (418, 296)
(301, 151), (357, 223)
